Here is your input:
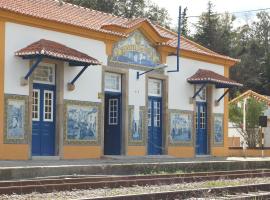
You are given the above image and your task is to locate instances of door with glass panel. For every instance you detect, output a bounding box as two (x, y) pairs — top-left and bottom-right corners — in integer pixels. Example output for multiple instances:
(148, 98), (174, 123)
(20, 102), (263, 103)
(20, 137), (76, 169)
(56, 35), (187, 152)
(196, 102), (208, 155)
(195, 85), (208, 155)
(104, 73), (122, 155)
(32, 63), (56, 156)
(148, 79), (162, 155)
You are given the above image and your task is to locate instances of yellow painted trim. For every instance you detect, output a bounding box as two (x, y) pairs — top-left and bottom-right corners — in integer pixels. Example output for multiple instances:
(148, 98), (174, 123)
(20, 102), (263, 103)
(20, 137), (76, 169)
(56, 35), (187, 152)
(103, 21), (170, 44)
(0, 20), (5, 144)
(223, 67), (229, 156)
(0, 144), (28, 160)
(168, 146), (194, 158)
(159, 46), (238, 67)
(63, 146), (101, 159)
(127, 146), (146, 156)
(0, 10), (122, 43)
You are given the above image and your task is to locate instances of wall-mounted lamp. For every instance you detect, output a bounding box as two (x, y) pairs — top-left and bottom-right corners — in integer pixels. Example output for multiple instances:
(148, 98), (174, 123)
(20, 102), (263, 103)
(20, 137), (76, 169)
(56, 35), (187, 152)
(136, 64), (168, 80)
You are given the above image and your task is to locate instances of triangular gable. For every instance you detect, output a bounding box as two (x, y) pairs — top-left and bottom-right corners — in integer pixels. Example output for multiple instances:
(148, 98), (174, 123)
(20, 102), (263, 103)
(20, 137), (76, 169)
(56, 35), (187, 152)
(101, 18), (170, 44)
(229, 90), (270, 105)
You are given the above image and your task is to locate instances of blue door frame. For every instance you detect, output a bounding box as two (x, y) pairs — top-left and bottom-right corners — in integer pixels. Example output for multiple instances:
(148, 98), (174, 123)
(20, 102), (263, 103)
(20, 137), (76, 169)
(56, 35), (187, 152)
(148, 96), (162, 155)
(32, 83), (56, 156)
(196, 102), (208, 155)
(104, 92), (122, 155)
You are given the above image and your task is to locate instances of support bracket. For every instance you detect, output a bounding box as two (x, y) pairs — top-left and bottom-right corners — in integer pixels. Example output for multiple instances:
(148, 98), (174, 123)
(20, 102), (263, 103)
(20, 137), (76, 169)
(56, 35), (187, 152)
(67, 65), (89, 91)
(215, 88), (230, 106)
(192, 83), (207, 99)
(21, 56), (43, 86)
(136, 68), (155, 80)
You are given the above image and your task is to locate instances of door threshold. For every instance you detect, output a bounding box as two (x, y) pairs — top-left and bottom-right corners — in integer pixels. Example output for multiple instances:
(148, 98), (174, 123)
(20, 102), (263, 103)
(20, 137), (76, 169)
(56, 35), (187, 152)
(195, 155), (212, 158)
(32, 156), (60, 160)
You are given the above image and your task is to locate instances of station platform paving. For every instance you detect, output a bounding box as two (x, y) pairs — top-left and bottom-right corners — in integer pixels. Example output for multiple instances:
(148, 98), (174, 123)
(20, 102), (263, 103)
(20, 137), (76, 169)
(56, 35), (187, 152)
(0, 156), (270, 180)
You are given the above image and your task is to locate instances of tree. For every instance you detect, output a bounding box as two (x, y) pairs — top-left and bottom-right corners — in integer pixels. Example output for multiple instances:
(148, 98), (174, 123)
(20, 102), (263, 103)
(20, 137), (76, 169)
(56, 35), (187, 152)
(193, 1), (220, 52)
(181, 7), (189, 37)
(229, 97), (267, 147)
(230, 12), (270, 97)
(144, 2), (171, 28)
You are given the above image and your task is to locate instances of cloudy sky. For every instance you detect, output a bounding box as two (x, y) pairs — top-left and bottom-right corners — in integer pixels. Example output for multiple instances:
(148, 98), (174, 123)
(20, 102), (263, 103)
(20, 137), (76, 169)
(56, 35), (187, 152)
(154, 0), (270, 31)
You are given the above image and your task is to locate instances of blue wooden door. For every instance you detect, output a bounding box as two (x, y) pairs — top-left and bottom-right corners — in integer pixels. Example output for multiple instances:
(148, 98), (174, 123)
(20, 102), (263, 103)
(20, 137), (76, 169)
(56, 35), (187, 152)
(32, 83), (56, 156)
(148, 96), (162, 155)
(196, 102), (207, 155)
(104, 92), (122, 155)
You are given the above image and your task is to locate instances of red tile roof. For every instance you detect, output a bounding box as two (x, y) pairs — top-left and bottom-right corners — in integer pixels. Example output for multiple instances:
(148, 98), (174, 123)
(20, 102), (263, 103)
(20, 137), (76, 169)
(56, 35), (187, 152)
(187, 69), (242, 88)
(15, 39), (101, 65)
(0, 0), (239, 63)
(230, 90), (270, 105)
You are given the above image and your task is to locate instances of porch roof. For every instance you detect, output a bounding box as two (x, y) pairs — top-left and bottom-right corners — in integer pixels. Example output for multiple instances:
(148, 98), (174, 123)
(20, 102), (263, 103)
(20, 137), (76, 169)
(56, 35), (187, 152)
(187, 69), (243, 88)
(15, 39), (101, 66)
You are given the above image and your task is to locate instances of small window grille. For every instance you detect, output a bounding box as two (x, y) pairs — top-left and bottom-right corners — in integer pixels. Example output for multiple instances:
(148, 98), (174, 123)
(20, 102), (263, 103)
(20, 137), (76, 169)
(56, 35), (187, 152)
(109, 99), (118, 125)
(32, 89), (40, 121)
(43, 90), (54, 122)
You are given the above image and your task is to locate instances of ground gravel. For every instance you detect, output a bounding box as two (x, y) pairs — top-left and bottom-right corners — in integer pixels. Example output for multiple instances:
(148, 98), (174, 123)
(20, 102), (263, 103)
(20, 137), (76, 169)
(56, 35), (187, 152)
(1, 177), (270, 200)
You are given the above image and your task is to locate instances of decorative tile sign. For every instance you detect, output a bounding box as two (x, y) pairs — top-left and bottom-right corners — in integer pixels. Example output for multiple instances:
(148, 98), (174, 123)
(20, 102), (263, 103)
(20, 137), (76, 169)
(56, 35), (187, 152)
(129, 106), (145, 144)
(170, 111), (193, 144)
(5, 95), (28, 144)
(110, 31), (160, 67)
(65, 102), (99, 144)
(213, 114), (224, 144)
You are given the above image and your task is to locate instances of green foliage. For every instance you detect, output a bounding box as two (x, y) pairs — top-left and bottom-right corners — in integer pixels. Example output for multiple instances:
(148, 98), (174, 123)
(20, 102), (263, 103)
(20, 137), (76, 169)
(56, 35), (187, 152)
(229, 97), (266, 147)
(63, 0), (171, 27)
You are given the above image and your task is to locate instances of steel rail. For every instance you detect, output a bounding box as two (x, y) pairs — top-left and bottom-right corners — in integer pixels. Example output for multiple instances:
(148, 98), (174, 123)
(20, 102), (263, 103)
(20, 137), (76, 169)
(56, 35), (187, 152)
(85, 183), (270, 200)
(1, 169), (270, 195)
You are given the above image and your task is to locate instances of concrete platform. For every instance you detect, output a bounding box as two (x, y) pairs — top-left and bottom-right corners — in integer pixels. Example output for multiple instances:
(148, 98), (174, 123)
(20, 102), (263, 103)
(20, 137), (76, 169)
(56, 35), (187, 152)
(0, 157), (270, 180)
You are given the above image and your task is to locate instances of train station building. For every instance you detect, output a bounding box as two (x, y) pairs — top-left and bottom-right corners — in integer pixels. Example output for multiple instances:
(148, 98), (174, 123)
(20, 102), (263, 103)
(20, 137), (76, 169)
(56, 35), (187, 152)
(0, 0), (242, 160)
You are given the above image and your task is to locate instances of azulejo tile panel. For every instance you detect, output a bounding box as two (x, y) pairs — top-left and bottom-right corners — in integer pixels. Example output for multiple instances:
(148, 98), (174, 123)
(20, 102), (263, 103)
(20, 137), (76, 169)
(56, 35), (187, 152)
(4, 94), (28, 144)
(213, 113), (224, 146)
(128, 105), (146, 145)
(64, 100), (101, 145)
(110, 31), (161, 68)
(169, 109), (194, 146)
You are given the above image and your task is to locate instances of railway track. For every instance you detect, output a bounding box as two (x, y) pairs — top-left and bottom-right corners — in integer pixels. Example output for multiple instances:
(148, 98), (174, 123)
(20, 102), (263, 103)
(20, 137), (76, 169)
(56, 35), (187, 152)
(0, 169), (270, 196)
(85, 183), (270, 200)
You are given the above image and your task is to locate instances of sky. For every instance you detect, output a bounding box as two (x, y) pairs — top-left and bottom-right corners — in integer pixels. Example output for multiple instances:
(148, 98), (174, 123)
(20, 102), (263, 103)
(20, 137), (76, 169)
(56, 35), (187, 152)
(154, 0), (270, 31)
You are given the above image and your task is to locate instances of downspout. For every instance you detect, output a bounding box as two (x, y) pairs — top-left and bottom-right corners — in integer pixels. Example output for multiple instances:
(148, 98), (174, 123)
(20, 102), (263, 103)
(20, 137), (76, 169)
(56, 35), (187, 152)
(168, 6), (182, 73)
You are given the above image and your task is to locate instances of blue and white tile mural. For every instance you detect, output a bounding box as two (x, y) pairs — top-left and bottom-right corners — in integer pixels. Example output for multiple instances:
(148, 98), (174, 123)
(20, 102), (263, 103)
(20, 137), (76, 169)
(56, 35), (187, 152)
(214, 114), (223, 144)
(111, 31), (160, 67)
(130, 106), (143, 142)
(67, 105), (98, 141)
(7, 99), (25, 139)
(170, 112), (193, 142)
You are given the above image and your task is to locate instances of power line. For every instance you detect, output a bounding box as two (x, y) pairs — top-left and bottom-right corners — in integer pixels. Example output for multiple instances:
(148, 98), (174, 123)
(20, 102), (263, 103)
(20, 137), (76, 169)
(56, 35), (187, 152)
(187, 7), (270, 18)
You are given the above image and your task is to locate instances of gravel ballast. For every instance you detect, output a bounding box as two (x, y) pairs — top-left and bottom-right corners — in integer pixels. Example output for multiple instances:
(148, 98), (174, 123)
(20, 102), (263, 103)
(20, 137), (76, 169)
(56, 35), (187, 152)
(1, 177), (270, 199)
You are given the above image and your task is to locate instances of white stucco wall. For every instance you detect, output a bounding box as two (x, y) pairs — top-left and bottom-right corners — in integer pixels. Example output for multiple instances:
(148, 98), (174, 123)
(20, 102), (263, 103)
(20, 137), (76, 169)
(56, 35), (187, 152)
(166, 56), (225, 113)
(128, 69), (145, 106)
(5, 22), (106, 102)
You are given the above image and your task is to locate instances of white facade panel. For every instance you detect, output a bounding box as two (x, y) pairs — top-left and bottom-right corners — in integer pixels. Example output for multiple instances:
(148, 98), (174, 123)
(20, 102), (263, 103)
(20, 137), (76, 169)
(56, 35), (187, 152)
(5, 22), (105, 102)
(166, 56), (224, 113)
(128, 69), (145, 106)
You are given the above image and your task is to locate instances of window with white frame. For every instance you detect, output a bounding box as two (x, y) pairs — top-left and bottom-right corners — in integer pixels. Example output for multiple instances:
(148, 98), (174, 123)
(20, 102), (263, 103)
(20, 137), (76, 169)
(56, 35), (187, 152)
(32, 89), (40, 121)
(33, 63), (55, 85)
(105, 73), (121, 92)
(199, 106), (206, 129)
(43, 90), (54, 122)
(148, 79), (162, 97)
(148, 101), (151, 126)
(195, 85), (206, 102)
(109, 98), (118, 125)
(154, 101), (161, 127)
